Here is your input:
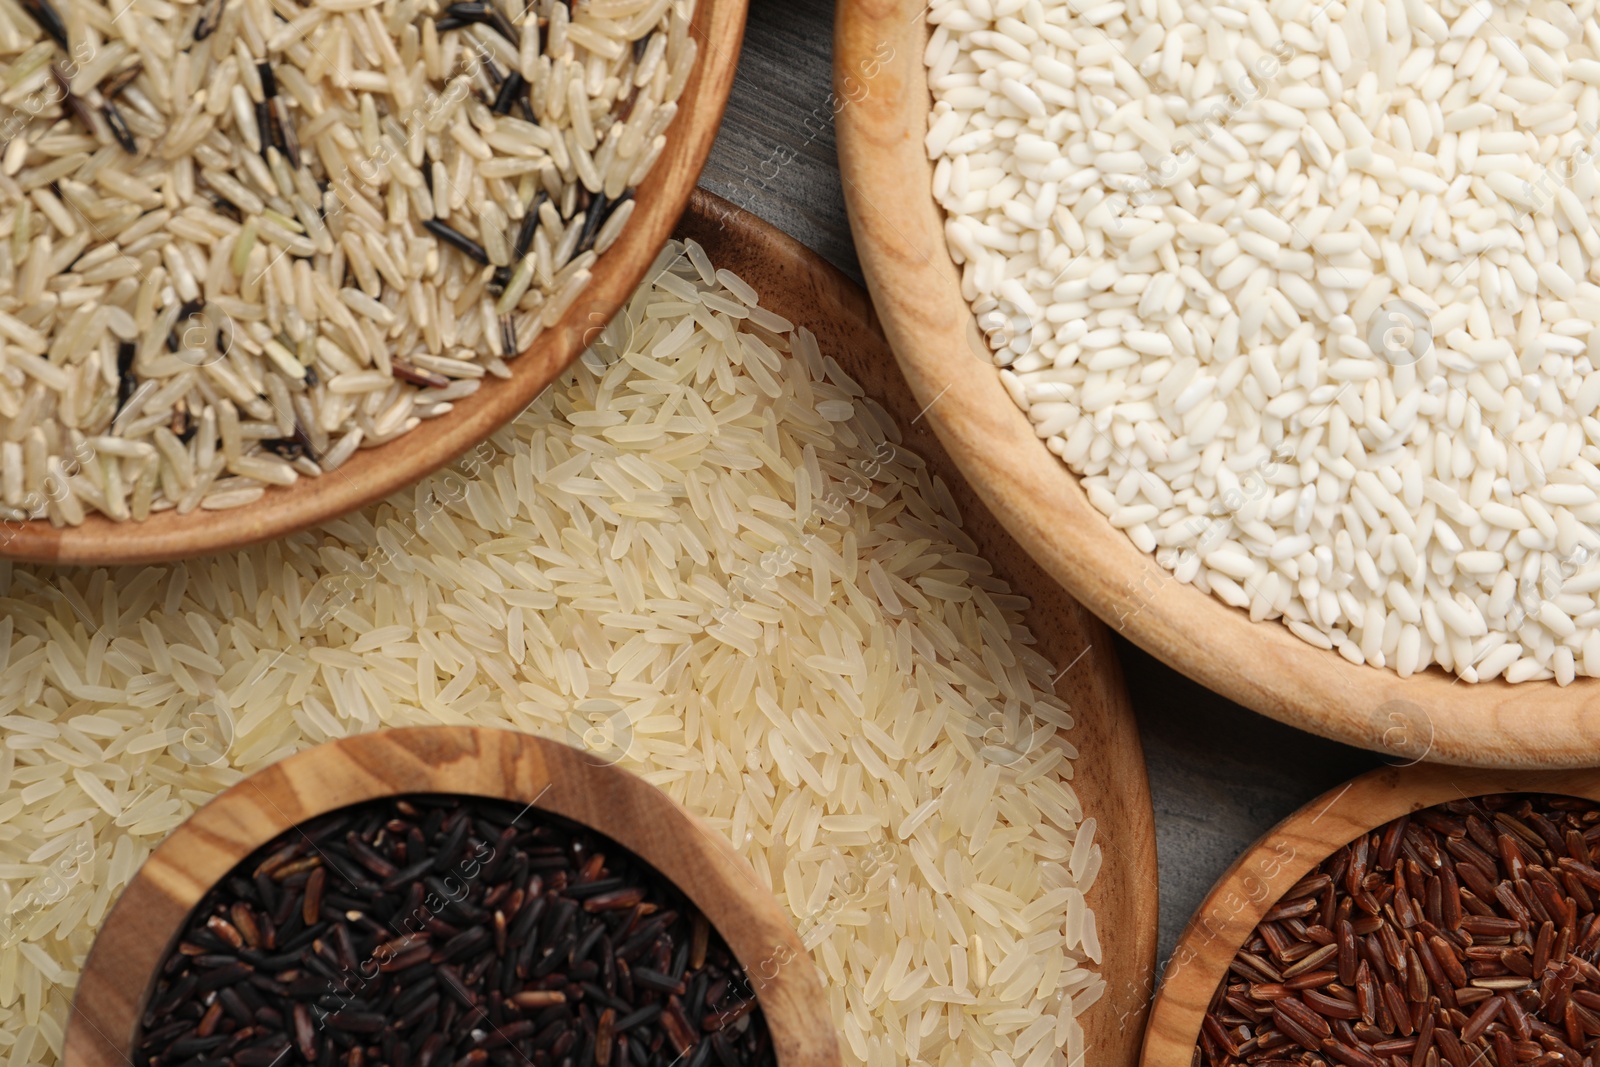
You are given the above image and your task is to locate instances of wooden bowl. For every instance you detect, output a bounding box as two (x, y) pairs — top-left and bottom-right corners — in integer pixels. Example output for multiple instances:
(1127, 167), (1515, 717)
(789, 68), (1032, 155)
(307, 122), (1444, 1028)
(1139, 764), (1600, 1067)
(64, 727), (841, 1067)
(677, 190), (1160, 1067)
(832, 4), (1599, 768)
(2, 1), (747, 568)
(60, 192), (1159, 1067)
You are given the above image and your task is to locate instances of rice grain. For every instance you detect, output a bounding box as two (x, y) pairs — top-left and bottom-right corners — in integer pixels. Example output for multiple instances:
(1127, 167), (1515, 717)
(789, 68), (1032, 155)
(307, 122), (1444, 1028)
(0, 0), (690, 530)
(0, 239), (1099, 1067)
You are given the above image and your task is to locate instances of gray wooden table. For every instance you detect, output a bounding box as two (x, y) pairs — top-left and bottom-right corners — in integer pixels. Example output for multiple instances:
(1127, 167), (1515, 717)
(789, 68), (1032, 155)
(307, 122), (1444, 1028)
(698, 0), (1388, 972)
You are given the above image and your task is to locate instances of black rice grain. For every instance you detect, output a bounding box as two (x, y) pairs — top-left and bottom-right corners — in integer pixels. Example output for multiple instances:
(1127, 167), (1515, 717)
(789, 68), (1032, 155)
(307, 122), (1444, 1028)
(20, 0), (66, 50)
(422, 219), (489, 265)
(136, 796), (777, 1067)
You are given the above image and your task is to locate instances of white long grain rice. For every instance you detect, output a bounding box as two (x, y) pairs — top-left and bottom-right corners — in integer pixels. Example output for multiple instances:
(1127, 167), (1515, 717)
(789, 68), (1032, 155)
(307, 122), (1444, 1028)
(0, 239), (1100, 1067)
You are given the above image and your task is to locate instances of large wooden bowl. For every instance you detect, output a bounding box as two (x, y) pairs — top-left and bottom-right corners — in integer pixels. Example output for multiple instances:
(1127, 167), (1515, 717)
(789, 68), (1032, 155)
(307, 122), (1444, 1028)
(833, 2), (1598, 769)
(1140, 765), (1600, 1067)
(677, 191), (1159, 1067)
(63, 193), (1159, 1067)
(65, 728), (841, 1067)
(2, 1), (747, 568)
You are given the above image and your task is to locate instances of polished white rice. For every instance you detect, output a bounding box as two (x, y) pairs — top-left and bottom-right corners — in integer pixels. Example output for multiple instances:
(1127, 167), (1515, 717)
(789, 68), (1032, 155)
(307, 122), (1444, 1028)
(927, 0), (1600, 683)
(0, 239), (1100, 1067)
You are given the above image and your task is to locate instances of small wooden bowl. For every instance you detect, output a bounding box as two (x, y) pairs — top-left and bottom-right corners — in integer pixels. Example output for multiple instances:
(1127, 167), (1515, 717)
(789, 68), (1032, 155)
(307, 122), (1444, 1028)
(64, 727), (841, 1067)
(678, 190), (1159, 1067)
(2, 1), (747, 568)
(833, 3), (1600, 768)
(1139, 765), (1600, 1067)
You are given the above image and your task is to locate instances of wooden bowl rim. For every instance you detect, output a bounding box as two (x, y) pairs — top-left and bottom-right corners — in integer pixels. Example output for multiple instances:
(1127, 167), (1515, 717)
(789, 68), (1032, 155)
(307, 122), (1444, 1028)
(64, 727), (840, 1067)
(832, 0), (1600, 769)
(1138, 765), (1600, 1067)
(1, 0), (748, 568)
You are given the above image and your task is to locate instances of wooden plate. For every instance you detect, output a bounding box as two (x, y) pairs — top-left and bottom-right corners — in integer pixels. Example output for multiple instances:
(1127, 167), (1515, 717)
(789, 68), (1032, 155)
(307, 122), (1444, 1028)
(1140, 765), (1600, 1067)
(65, 728), (842, 1067)
(832, 3), (1600, 768)
(3, 1), (747, 567)
(677, 190), (1160, 1067)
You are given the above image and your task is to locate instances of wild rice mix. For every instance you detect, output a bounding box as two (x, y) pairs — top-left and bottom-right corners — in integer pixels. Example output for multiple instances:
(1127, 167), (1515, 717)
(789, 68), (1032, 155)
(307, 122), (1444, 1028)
(0, 0), (695, 525)
(1202, 794), (1600, 1067)
(138, 795), (778, 1067)
(0, 240), (1099, 1067)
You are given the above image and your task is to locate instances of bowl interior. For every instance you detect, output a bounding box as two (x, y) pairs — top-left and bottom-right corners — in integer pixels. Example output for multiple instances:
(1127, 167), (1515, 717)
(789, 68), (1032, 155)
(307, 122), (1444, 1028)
(1, 0), (748, 568)
(833, 2), (1600, 768)
(676, 191), (1160, 1067)
(59, 192), (1157, 1067)
(64, 727), (840, 1067)
(1138, 765), (1600, 1067)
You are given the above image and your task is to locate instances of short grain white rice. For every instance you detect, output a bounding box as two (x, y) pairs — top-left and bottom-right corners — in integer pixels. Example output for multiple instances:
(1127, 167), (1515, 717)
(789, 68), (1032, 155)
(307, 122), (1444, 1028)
(926, 0), (1600, 685)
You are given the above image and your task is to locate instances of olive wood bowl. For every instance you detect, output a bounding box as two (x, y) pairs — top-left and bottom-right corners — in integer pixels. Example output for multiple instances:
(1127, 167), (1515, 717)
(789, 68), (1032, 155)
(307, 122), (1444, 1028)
(1140, 764), (1600, 1067)
(5, 0), (747, 567)
(65, 727), (841, 1067)
(833, 0), (1598, 768)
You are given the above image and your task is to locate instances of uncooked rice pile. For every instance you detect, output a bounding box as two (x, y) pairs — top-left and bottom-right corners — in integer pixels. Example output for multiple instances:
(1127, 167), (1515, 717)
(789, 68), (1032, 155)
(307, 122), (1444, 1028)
(927, 0), (1600, 683)
(0, 239), (1102, 1067)
(0, 0), (694, 525)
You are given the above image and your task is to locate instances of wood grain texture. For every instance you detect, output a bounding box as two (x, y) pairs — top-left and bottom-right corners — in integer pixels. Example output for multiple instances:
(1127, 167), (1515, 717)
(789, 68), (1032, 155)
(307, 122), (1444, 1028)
(64, 728), (841, 1067)
(833, 0), (1600, 769)
(1140, 765), (1600, 1067)
(1, 0), (748, 568)
(674, 190), (1162, 1067)
(698, 0), (862, 281)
